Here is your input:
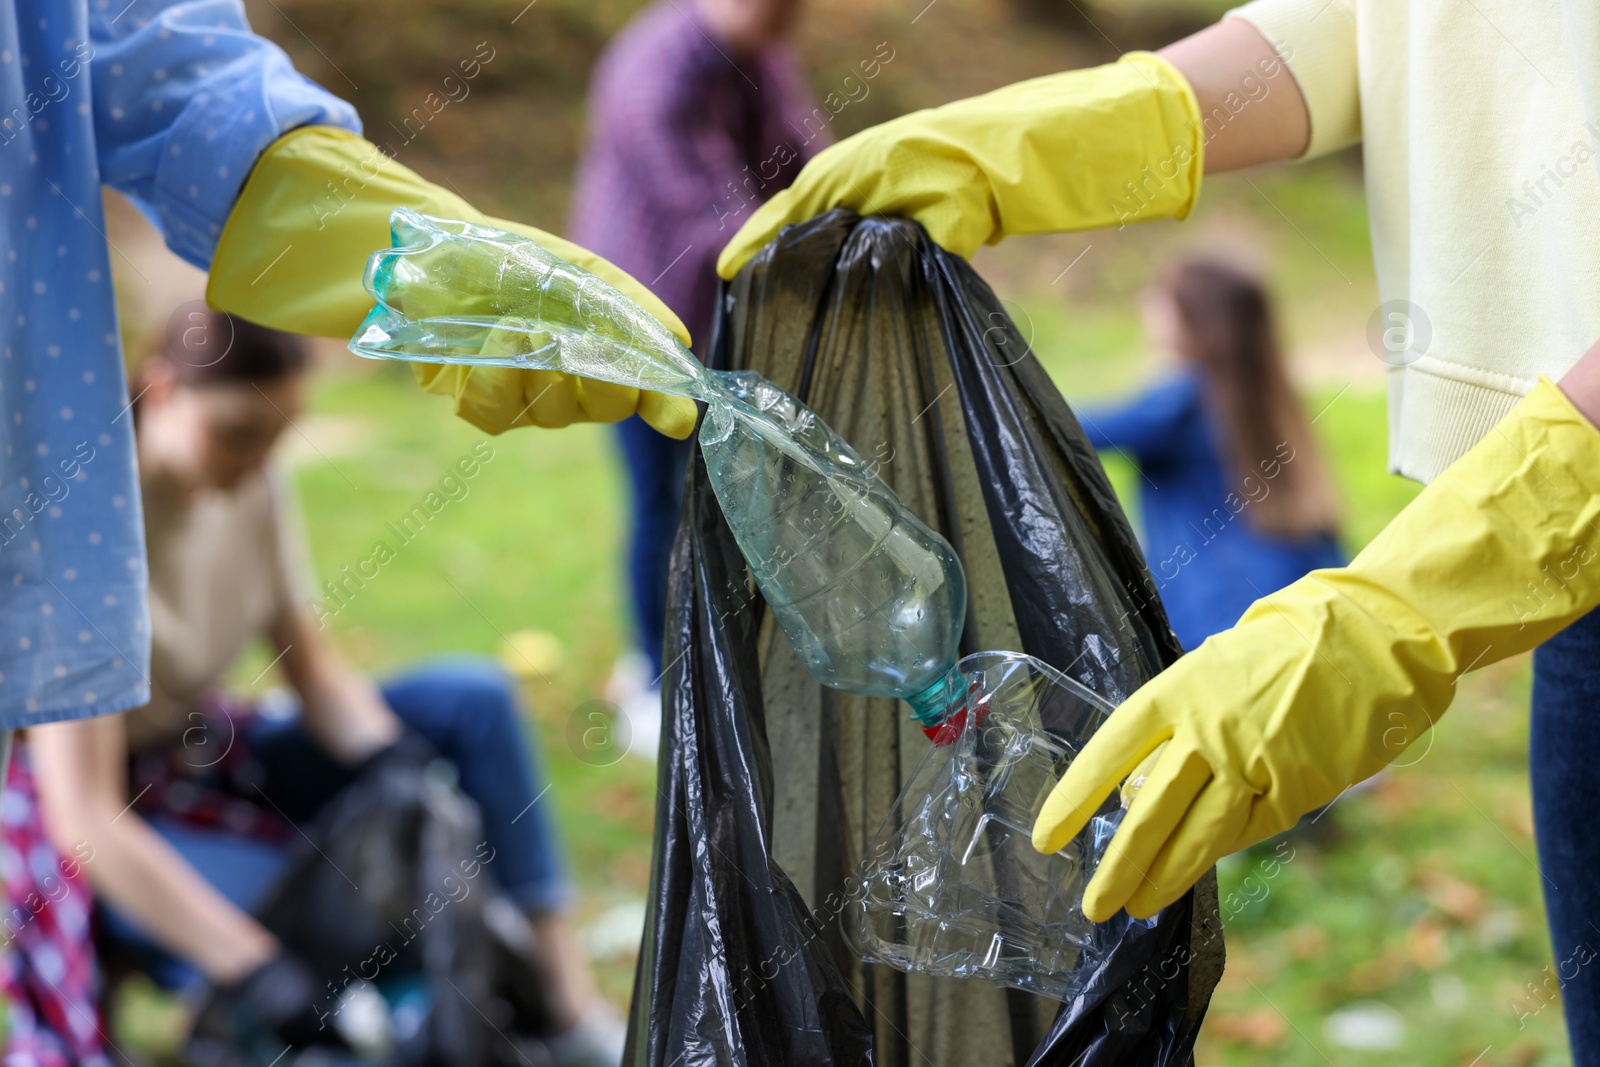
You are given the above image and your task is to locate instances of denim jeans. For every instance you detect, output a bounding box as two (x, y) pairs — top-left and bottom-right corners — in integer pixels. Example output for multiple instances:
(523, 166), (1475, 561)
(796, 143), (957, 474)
(102, 657), (568, 990)
(614, 413), (691, 680)
(1531, 609), (1600, 1065)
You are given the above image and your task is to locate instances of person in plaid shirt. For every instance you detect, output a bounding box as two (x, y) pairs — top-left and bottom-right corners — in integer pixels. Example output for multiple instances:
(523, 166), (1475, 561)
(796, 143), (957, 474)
(570, 0), (824, 750)
(0, 752), (105, 1067)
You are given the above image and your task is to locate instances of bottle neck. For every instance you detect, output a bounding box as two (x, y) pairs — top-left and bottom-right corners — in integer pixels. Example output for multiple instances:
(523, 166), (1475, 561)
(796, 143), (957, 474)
(905, 667), (965, 727)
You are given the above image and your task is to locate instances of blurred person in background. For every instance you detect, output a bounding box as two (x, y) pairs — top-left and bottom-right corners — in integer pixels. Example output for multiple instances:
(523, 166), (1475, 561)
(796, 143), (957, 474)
(1078, 257), (1344, 651)
(717, 6), (1600, 1060)
(569, 0), (822, 753)
(1, 8), (694, 1055)
(3, 314), (623, 1067)
(0, 0), (694, 881)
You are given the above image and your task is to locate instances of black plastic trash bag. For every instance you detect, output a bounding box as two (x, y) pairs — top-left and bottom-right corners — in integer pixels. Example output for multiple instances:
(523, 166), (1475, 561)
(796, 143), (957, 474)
(186, 738), (556, 1067)
(627, 212), (1223, 1067)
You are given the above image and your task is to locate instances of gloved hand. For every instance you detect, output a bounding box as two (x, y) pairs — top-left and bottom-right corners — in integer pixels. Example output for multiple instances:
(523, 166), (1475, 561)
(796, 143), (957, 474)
(224, 951), (345, 1049)
(717, 52), (1203, 279)
(207, 126), (696, 439)
(1034, 378), (1600, 921)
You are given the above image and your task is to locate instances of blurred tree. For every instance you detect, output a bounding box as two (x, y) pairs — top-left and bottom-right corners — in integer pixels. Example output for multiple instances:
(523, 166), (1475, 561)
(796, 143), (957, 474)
(240, 0), (1226, 230)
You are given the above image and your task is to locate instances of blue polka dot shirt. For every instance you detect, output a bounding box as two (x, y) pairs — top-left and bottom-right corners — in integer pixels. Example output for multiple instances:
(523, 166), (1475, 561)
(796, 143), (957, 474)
(0, 0), (358, 725)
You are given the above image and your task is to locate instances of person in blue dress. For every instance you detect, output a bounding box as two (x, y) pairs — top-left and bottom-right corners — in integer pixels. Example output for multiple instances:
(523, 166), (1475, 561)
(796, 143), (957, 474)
(1076, 257), (1345, 651)
(1, 0), (689, 733)
(2, 0), (692, 1058)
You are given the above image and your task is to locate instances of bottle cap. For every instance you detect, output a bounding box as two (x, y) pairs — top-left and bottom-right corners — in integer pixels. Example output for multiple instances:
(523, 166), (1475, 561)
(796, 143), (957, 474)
(921, 685), (989, 745)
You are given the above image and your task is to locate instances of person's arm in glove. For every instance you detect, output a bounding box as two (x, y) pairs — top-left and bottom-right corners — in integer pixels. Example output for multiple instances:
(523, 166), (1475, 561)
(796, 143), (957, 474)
(206, 126), (697, 438)
(1034, 360), (1600, 922)
(217, 952), (351, 1049)
(85, 2), (689, 436)
(716, 18), (1312, 277)
(29, 714), (281, 984)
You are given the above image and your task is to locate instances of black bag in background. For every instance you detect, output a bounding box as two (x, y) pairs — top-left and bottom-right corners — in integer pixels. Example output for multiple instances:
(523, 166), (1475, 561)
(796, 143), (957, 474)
(627, 212), (1223, 1067)
(187, 738), (555, 1067)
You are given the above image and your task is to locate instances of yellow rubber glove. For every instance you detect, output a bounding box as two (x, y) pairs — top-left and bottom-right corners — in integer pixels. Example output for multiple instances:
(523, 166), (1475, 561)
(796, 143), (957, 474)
(1034, 379), (1600, 921)
(716, 52), (1203, 279)
(207, 126), (696, 439)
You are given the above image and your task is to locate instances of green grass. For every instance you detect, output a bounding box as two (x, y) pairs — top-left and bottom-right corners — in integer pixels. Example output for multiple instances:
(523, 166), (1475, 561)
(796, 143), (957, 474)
(142, 153), (1564, 1065)
(995, 158), (1555, 1065)
(261, 373), (1555, 1066)
(234, 361), (664, 1010)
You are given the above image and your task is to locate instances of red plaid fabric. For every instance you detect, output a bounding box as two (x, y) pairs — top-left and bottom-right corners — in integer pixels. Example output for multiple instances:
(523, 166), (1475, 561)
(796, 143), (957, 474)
(127, 693), (292, 845)
(0, 743), (111, 1067)
(0, 694), (291, 1064)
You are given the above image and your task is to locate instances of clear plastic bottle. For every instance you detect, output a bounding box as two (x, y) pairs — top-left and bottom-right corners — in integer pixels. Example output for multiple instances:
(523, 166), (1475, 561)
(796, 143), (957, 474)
(845, 652), (1136, 1000)
(350, 210), (1124, 1001)
(354, 209), (969, 724)
(698, 372), (967, 724)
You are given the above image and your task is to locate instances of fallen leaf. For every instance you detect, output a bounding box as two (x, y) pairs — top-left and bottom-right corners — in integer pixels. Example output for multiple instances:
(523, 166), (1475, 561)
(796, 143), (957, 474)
(1417, 870), (1488, 925)
(1208, 1009), (1288, 1048)
(1284, 923), (1329, 961)
(1407, 915), (1450, 969)
(1506, 1039), (1544, 1067)
(1348, 948), (1413, 995)
(1216, 952), (1269, 991)
(608, 848), (651, 888)
(498, 628), (564, 680)
(1498, 793), (1535, 838)
(1371, 774), (1417, 816)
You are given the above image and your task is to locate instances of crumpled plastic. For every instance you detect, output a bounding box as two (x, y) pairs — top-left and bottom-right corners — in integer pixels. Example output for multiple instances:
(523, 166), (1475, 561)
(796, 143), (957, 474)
(629, 211), (1222, 1067)
(847, 650), (1138, 1003)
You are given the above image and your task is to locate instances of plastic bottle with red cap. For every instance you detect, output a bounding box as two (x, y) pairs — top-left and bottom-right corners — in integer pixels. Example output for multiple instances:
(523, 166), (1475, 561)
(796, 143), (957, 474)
(349, 210), (1130, 1002)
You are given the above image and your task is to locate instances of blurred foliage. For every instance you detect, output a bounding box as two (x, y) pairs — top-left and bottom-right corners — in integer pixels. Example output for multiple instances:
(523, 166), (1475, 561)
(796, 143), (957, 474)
(242, 0), (1229, 224)
(100, 1), (1570, 1063)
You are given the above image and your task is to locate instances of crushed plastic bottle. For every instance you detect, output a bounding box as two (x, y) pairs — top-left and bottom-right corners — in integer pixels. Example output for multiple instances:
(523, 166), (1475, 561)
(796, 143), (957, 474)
(353, 209), (967, 724)
(350, 210), (1129, 1000)
(846, 652), (1137, 999)
(698, 372), (967, 722)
